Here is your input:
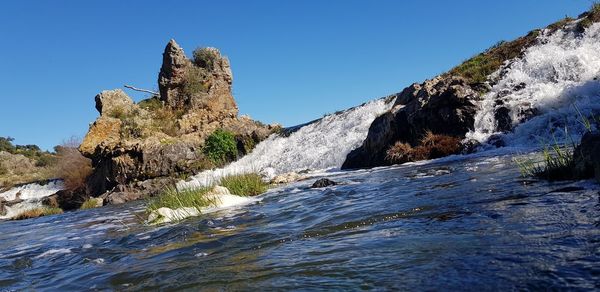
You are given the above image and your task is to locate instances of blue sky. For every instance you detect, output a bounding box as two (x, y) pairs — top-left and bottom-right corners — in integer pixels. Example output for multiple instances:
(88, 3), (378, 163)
(0, 1), (591, 150)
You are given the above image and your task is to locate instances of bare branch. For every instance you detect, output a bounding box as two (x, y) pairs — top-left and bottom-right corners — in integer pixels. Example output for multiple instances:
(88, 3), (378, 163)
(124, 85), (159, 96)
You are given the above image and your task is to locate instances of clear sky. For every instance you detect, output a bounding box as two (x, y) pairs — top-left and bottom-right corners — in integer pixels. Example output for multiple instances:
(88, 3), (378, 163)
(0, 0), (592, 150)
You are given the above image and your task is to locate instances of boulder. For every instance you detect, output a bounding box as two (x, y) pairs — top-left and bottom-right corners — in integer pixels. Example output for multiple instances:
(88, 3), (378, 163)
(94, 89), (135, 117)
(573, 131), (600, 181)
(342, 76), (478, 169)
(271, 172), (304, 184)
(311, 178), (337, 188)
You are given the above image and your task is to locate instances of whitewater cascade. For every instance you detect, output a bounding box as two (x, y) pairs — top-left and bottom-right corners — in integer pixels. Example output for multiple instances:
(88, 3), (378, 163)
(466, 22), (600, 146)
(179, 98), (394, 188)
(0, 180), (64, 219)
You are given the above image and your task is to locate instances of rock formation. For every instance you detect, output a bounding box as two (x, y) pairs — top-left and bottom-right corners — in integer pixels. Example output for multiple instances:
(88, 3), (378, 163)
(80, 39), (279, 205)
(342, 76), (479, 169)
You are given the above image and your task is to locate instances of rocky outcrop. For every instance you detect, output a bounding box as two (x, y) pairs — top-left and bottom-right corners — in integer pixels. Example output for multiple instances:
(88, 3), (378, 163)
(342, 76), (478, 169)
(158, 39), (237, 119)
(80, 39), (278, 204)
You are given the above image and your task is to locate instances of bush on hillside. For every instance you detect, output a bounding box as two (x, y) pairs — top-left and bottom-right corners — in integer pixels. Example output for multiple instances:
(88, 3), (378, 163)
(53, 138), (93, 191)
(386, 132), (462, 164)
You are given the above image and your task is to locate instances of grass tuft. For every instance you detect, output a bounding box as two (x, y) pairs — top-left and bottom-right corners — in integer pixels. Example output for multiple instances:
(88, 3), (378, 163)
(146, 186), (217, 213)
(79, 198), (100, 210)
(13, 207), (63, 220)
(218, 173), (268, 196)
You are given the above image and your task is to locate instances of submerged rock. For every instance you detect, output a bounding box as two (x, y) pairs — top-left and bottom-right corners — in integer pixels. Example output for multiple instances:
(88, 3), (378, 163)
(147, 207), (200, 224)
(311, 178), (337, 188)
(271, 172), (305, 184)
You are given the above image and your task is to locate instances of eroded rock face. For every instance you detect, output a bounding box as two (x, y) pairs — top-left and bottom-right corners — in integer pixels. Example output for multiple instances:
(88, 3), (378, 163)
(158, 39), (237, 119)
(342, 76), (478, 169)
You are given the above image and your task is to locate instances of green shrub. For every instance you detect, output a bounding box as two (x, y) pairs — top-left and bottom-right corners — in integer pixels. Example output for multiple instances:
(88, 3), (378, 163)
(204, 129), (237, 165)
(138, 96), (163, 111)
(108, 106), (127, 120)
(192, 47), (219, 71)
(218, 173), (268, 196)
(0, 137), (15, 152)
(146, 186), (217, 213)
(80, 198), (100, 210)
(0, 164), (7, 176)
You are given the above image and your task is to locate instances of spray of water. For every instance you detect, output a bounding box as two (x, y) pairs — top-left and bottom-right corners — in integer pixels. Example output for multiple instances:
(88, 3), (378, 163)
(179, 98), (394, 188)
(466, 22), (600, 146)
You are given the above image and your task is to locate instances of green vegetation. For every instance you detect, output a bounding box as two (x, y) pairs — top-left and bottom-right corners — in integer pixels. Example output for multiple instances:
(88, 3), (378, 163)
(146, 186), (217, 213)
(219, 173), (268, 196)
(0, 137), (56, 167)
(193, 47), (219, 71)
(182, 65), (209, 98)
(577, 2), (600, 31)
(13, 207), (63, 220)
(79, 198), (100, 210)
(203, 129), (237, 165)
(145, 172), (268, 221)
(386, 131), (462, 164)
(515, 142), (575, 181)
(515, 105), (597, 181)
(138, 96), (163, 111)
(108, 106), (128, 120)
(447, 29), (540, 86)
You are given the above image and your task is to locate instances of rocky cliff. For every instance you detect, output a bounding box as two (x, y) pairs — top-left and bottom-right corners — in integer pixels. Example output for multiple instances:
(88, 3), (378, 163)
(80, 39), (278, 205)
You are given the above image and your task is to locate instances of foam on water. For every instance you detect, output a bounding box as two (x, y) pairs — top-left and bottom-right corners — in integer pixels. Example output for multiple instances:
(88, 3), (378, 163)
(0, 180), (64, 219)
(466, 22), (600, 146)
(180, 97), (394, 188)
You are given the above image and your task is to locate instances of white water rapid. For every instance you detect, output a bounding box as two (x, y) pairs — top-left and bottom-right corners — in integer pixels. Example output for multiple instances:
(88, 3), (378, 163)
(0, 180), (64, 219)
(466, 21), (600, 146)
(179, 97), (395, 188)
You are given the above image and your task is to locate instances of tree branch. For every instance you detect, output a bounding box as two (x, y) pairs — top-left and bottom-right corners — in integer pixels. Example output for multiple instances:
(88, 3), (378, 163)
(124, 85), (159, 96)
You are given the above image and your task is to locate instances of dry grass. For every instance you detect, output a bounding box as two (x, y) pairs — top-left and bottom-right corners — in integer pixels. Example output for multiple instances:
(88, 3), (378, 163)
(13, 207), (63, 220)
(53, 138), (93, 191)
(386, 132), (462, 164)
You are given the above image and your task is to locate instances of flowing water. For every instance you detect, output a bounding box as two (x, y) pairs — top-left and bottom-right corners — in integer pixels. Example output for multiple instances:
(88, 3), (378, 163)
(466, 22), (600, 147)
(0, 180), (63, 219)
(2, 19), (600, 291)
(1, 151), (599, 290)
(179, 97), (394, 188)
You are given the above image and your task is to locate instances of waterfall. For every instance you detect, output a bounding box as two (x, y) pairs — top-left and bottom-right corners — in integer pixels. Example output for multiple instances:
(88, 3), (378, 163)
(0, 180), (63, 219)
(466, 21), (600, 147)
(179, 97), (395, 188)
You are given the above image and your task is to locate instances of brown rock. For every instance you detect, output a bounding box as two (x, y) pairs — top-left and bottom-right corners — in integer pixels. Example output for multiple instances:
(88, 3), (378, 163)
(342, 76), (478, 169)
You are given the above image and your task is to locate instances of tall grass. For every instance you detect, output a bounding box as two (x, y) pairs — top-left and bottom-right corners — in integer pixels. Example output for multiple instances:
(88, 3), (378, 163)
(13, 207), (63, 220)
(514, 104), (597, 180)
(218, 173), (268, 196)
(146, 186), (218, 213)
